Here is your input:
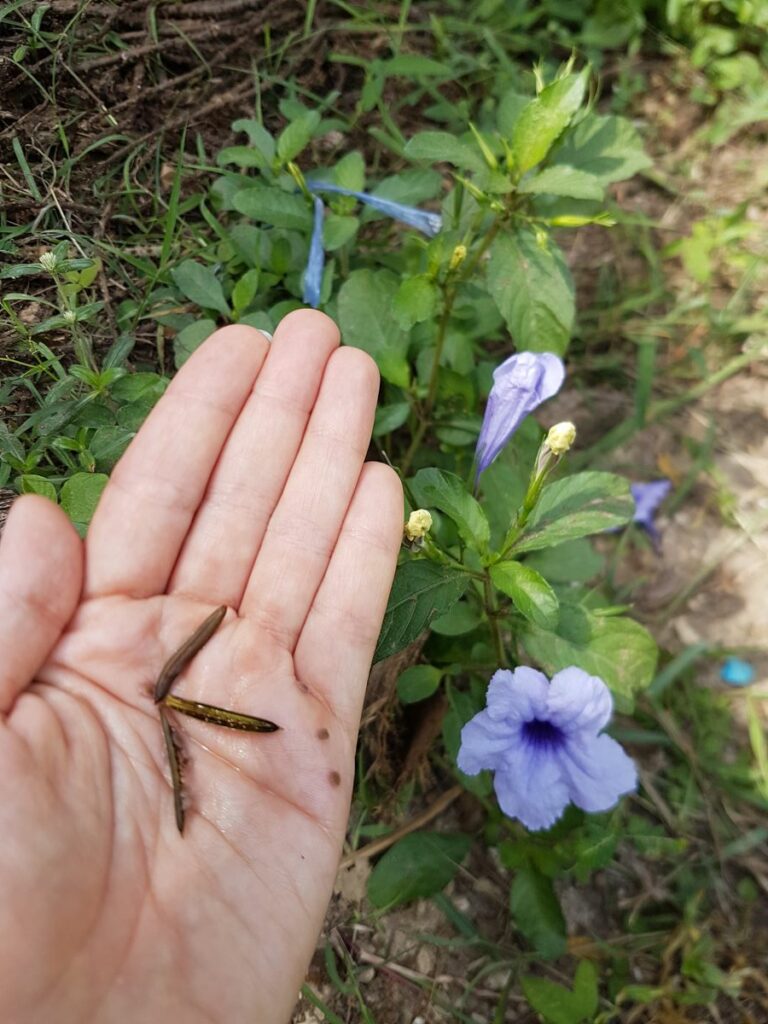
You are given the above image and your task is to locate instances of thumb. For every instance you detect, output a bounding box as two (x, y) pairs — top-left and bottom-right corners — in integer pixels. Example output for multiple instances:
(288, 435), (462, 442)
(0, 495), (84, 712)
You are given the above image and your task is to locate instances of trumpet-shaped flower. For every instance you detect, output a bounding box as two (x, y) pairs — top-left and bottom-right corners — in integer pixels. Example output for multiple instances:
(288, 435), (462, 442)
(630, 480), (671, 545)
(457, 666), (637, 831)
(475, 352), (565, 479)
(307, 181), (442, 237)
(302, 196), (325, 308)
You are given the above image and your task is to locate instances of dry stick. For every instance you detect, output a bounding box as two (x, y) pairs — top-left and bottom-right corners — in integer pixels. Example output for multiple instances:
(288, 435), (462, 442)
(339, 785), (463, 869)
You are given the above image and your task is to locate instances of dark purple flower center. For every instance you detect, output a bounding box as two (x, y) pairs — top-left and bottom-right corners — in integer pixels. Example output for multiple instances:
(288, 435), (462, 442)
(522, 718), (564, 750)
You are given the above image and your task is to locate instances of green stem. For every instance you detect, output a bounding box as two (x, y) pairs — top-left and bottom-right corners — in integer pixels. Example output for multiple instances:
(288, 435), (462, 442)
(484, 573), (506, 667)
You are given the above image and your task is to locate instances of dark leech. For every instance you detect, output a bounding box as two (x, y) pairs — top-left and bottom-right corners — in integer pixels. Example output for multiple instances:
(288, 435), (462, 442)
(329, 770), (341, 787)
(159, 706), (186, 834)
(154, 605), (227, 702)
(164, 694), (280, 733)
(316, 728), (330, 741)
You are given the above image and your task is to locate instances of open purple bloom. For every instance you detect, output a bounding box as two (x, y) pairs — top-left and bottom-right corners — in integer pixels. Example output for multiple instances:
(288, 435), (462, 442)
(302, 195), (325, 308)
(307, 181), (442, 237)
(475, 352), (565, 479)
(457, 666), (637, 831)
(630, 480), (671, 545)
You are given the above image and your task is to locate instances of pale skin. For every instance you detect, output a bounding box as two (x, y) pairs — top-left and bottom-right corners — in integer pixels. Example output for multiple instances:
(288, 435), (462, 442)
(0, 311), (403, 1023)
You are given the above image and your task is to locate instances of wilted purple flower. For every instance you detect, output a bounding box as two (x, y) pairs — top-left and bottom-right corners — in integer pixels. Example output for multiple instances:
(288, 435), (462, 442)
(307, 181), (442, 237)
(630, 480), (671, 545)
(475, 352), (565, 479)
(457, 666), (637, 831)
(302, 196), (325, 308)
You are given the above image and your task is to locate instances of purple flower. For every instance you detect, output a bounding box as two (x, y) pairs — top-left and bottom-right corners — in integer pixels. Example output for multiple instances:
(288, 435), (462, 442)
(630, 480), (671, 545)
(475, 352), (565, 479)
(307, 181), (442, 237)
(457, 666), (637, 831)
(302, 196), (325, 308)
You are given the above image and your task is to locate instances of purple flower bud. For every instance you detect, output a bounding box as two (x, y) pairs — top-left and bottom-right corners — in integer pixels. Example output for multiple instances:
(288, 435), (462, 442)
(307, 181), (442, 237)
(302, 196), (325, 308)
(630, 480), (671, 546)
(475, 352), (565, 479)
(457, 666), (637, 831)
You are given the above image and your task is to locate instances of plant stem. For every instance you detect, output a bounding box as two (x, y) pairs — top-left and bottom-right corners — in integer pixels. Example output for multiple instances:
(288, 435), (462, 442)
(484, 573), (506, 667)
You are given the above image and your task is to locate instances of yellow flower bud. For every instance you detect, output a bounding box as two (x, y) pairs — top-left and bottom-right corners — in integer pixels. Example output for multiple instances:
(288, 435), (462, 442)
(545, 421), (576, 455)
(448, 244), (467, 271)
(404, 509), (433, 541)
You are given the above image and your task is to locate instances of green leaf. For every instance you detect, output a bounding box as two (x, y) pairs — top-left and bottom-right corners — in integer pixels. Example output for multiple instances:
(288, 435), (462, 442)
(510, 70), (588, 174)
(397, 665), (443, 704)
(490, 561), (559, 629)
(171, 261), (229, 316)
(404, 131), (484, 171)
(338, 269), (410, 388)
(19, 474), (57, 501)
(430, 600), (483, 636)
(373, 401), (410, 437)
(521, 961), (598, 1024)
(232, 186), (313, 231)
(524, 539), (604, 584)
(487, 230), (574, 354)
(0, 421), (25, 462)
(369, 168), (443, 207)
(110, 373), (167, 404)
(323, 213), (358, 251)
(231, 268), (260, 316)
(512, 472), (633, 554)
(333, 150), (365, 191)
(552, 112), (652, 184)
(519, 166), (605, 201)
(412, 468), (490, 552)
(89, 425), (134, 472)
(510, 867), (566, 959)
(173, 319), (216, 369)
(276, 111), (320, 163)
(393, 274), (438, 329)
(367, 832), (471, 910)
(231, 118), (275, 163)
(520, 604), (658, 708)
(59, 472), (109, 533)
(374, 560), (470, 662)
(572, 961), (599, 1018)
(216, 146), (270, 170)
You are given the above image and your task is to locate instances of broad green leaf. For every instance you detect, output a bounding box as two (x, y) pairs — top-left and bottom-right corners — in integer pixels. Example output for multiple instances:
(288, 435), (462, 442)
(368, 831), (471, 910)
(110, 373), (167, 404)
(171, 261), (228, 316)
(511, 472), (633, 554)
(412, 468), (490, 552)
(524, 539), (604, 584)
(231, 118), (275, 162)
(373, 401), (410, 437)
(323, 214), (358, 251)
(490, 561), (559, 629)
(374, 560), (470, 662)
(333, 150), (365, 191)
(393, 274), (438, 329)
(487, 230), (574, 354)
(497, 90), (529, 137)
(60, 472), (108, 534)
(232, 187), (313, 231)
(216, 146), (269, 170)
(369, 168), (443, 207)
(19, 474), (56, 501)
(430, 600), (483, 636)
(173, 319), (216, 368)
(510, 70), (588, 174)
(276, 111), (320, 162)
(397, 665), (443, 704)
(511, 867), (566, 959)
(231, 268), (260, 316)
(519, 166), (605, 201)
(89, 425), (134, 472)
(520, 603), (659, 708)
(552, 112), (652, 184)
(0, 421), (25, 462)
(383, 54), (453, 78)
(521, 960), (598, 1024)
(338, 269), (410, 387)
(404, 131), (484, 172)
(572, 961), (599, 1019)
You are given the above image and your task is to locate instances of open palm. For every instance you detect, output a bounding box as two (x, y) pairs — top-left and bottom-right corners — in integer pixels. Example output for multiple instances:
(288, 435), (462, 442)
(0, 311), (402, 1024)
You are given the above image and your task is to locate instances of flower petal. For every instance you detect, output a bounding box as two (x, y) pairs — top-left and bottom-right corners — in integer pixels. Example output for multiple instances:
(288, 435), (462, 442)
(493, 744), (570, 831)
(486, 666), (549, 723)
(559, 734), (638, 813)
(546, 667), (613, 735)
(457, 710), (521, 776)
(302, 196), (325, 308)
(307, 181), (442, 237)
(631, 480), (671, 530)
(475, 351), (565, 477)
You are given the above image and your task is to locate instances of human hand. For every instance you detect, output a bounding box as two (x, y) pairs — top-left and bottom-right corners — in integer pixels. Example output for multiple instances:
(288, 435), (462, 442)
(0, 311), (402, 1023)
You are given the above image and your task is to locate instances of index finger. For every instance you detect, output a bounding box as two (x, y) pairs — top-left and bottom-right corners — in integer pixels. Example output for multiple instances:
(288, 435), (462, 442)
(85, 325), (270, 598)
